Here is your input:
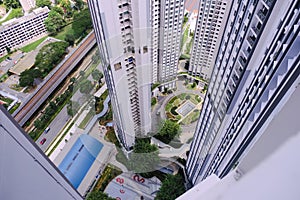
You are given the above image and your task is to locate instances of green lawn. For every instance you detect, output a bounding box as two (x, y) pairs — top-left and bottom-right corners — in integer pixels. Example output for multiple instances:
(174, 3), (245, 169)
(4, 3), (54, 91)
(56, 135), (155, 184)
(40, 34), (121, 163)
(0, 8), (23, 25)
(93, 164), (122, 192)
(54, 24), (74, 41)
(20, 36), (47, 53)
(181, 25), (190, 49)
(180, 109), (200, 125)
(0, 73), (8, 82)
(78, 110), (95, 129)
(9, 102), (20, 114)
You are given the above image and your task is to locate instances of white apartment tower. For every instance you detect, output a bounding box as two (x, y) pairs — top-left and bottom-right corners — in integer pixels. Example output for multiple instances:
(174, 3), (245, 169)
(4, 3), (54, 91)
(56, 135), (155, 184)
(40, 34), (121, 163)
(189, 0), (230, 80)
(186, 0), (300, 184)
(88, 0), (152, 150)
(151, 0), (185, 89)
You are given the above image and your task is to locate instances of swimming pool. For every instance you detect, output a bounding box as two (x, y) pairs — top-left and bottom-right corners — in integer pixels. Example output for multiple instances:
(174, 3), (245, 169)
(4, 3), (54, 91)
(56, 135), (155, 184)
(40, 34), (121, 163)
(58, 134), (103, 189)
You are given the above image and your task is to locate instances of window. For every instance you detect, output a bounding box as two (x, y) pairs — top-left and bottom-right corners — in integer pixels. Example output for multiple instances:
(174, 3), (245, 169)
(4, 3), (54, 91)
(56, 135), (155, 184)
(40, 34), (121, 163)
(114, 62), (122, 71)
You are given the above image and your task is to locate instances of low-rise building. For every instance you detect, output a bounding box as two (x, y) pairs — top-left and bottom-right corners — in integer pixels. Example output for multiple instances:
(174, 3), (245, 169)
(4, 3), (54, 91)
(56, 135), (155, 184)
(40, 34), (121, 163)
(0, 7), (49, 56)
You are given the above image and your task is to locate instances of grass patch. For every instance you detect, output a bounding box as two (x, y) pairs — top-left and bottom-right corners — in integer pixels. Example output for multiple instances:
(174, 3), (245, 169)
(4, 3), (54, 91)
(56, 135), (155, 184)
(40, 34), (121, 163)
(104, 127), (121, 147)
(95, 89), (108, 114)
(185, 38), (193, 55)
(93, 164), (122, 192)
(181, 25), (189, 49)
(0, 73), (8, 82)
(9, 84), (23, 91)
(53, 23), (74, 41)
(0, 8), (23, 25)
(180, 109), (200, 125)
(20, 36), (47, 53)
(0, 54), (10, 63)
(151, 97), (157, 106)
(0, 95), (13, 104)
(8, 102), (20, 114)
(179, 54), (191, 60)
(78, 110), (94, 129)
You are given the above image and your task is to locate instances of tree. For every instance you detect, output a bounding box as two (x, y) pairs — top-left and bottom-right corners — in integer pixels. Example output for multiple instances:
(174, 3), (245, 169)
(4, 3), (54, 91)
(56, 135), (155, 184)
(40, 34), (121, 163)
(51, 6), (64, 15)
(79, 70), (85, 77)
(129, 138), (160, 175)
(19, 69), (41, 87)
(157, 120), (181, 144)
(86, 191), (115, 200)
(155, 173), (185, 200)
(70, 77), (76, 84)
(34, 119), (44, 130)
(72, 8), (92, 38)
(5, 46), (11, 54)
(91, 69), (103, 83)
(67, 101), (80, 116)
(44, 10), (65, 34)
(92, 49), (100, 64)
(74, 0), (84, 10)
(65, 33), (75, 46)
(79, 79), (93, 94)
(4, 0), (21, 9)
(34, 41), (68, 76)
(36, 0), (51, 8)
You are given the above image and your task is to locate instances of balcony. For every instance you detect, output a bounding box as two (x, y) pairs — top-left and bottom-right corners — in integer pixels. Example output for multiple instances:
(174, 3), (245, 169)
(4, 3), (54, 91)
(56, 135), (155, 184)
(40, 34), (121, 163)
(257, 9), (267, 22)
(238, 56), (247, 67)
(263, 0), (275, 8)
(251, 26), (261, 36)
(247, 36), (255, 46)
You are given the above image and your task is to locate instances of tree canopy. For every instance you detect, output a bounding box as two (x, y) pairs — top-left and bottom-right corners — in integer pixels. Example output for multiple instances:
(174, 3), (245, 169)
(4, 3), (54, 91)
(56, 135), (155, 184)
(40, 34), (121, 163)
(156, 119), (181, 144)
(19, 69), (41, 87)
(155, 173), (186, 200)
(72, 8), (92, 38)
(36, 0), (52, 8)
(91, 69), (103, 82)
(129, 138), (160, 174)
(79, 79), (93, 94)
(86, 191), (115, 200)
(3, 0), (21, 9)
(34, 41), (69, 76)
(44, 9), (65, 34)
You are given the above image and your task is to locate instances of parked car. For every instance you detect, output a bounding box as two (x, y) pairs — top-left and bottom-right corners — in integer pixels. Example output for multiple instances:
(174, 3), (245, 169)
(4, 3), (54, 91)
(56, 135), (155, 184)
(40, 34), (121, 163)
(44, 127), (50, 133)
(40, 138), (46, 145)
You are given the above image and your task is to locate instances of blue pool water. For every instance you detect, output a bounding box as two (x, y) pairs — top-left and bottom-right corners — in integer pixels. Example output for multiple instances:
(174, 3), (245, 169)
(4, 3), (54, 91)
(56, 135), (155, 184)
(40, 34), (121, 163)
(58, 134), (103, 189)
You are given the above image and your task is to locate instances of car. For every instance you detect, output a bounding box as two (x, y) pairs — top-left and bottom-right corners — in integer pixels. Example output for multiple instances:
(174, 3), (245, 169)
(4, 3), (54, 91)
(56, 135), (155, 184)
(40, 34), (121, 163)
(40, 138), (46, 145)
(44, 127), (50, 133)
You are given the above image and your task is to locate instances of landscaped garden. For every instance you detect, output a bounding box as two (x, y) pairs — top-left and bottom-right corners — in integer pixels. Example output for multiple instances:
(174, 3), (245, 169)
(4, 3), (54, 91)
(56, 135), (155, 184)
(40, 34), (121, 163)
(165, 93), (202, 124)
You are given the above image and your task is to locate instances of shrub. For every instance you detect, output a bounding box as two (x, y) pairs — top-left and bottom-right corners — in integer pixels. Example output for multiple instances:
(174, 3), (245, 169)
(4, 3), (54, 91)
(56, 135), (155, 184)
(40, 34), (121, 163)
(170, 106), (178, 115)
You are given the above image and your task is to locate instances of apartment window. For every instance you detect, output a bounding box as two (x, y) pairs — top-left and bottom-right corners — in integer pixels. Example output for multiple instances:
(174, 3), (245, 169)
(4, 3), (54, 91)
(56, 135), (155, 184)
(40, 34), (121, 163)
(114, 62), (122, 71)
(143, 46), (148, 53)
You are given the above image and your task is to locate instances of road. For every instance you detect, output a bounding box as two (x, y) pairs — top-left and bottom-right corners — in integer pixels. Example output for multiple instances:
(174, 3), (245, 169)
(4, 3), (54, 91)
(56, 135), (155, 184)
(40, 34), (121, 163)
(37, 106), (70, 151)
(13, 31), (96, 126)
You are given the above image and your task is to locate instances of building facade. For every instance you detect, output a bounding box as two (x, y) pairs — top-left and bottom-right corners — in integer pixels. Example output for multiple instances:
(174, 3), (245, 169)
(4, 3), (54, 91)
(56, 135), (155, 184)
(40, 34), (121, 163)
(186, 0), (300, 184)
(0, 7), (49, 56)
(88, 0), (152, 150)
(19, 0), (36, 13)
(0, 106), (83, 200)
(188, 0), (230, 80)
(151, 0), (185, 89)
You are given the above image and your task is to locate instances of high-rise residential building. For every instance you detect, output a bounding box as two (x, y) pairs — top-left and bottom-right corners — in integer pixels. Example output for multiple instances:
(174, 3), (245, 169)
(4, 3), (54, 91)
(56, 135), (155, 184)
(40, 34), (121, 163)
(188, 0), (230, 80)
(88, 0), (185, 149)
(0, 106), (82, 200)
(151, 0), (185, 89)
(88, 0), (152, 150)
(186, 0), (300, 185)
